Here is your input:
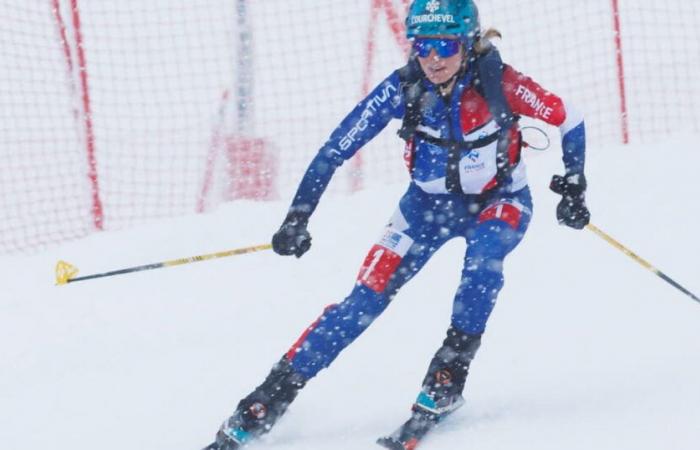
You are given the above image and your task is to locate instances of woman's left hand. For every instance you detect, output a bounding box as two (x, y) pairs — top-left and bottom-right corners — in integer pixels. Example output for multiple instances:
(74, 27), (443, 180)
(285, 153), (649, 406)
(550, 174), (591, 230)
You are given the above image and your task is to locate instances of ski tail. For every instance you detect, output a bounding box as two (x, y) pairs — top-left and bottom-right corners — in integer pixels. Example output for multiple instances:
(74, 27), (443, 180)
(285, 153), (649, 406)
(377, 395), (464, 449)
(377, 435), (421, 449)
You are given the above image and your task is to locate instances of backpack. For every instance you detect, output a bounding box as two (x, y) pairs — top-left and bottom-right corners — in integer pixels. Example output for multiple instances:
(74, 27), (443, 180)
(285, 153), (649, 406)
(397, 46), (520, 193)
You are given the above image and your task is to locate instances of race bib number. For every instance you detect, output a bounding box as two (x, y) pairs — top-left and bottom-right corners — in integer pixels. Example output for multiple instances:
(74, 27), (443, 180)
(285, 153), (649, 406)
(357, 229), (413, 293)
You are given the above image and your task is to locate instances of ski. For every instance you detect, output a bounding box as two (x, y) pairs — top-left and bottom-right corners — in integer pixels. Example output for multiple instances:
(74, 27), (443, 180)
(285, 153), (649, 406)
(377, 394), (464, 450)
(201, 428), (248, 450)
(202, 444), (223, 450)
(376, 413), (437, 449)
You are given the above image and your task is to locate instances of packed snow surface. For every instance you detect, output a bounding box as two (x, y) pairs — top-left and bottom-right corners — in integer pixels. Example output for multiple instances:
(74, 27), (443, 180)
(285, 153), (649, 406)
(2, 137), (699, 450)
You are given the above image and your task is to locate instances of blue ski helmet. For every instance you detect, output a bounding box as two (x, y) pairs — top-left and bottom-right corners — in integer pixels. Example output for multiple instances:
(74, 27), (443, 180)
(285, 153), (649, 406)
(406, 0), (480, 40)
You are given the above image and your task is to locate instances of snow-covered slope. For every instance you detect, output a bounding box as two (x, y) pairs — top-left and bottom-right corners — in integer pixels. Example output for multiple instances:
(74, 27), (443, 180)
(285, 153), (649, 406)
(1, 137), (698, 450)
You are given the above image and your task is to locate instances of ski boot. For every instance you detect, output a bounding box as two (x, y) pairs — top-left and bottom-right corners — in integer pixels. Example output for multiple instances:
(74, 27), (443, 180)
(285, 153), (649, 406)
(377, 327), (481, 449)
(203, 357), (306, 449)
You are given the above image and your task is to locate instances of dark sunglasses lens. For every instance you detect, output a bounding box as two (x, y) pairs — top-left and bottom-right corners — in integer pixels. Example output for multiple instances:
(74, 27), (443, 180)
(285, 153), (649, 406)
(413, 39), (460, 58)
(413, 40), (431, 57)
(438, 40), (460, 57)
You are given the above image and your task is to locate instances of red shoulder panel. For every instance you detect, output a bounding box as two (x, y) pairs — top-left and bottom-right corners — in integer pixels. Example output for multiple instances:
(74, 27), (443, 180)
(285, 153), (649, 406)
(502, 65), (566, 126)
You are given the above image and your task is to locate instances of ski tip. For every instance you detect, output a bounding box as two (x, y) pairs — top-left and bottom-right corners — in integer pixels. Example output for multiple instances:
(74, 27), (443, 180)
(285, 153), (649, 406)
(376, 436), (408, 450)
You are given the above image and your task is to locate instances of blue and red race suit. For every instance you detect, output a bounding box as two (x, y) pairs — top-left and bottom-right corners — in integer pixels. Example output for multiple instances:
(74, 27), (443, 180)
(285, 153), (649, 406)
(283, 64), (586, 379)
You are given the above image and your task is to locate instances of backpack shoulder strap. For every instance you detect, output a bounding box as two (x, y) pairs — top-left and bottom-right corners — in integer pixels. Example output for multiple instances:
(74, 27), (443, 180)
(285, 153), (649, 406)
(474, 45), (515, 129)
(396, 59), (427, 141)
(473, 46), (520, 186)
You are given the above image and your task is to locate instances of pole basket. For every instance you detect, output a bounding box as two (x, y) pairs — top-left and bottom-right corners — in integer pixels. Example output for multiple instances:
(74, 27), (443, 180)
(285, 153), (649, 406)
(55, 260), (79, 285)
(224, 137), (278, 201)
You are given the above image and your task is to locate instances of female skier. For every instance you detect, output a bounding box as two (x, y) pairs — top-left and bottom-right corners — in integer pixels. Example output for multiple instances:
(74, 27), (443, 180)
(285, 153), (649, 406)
(205, 0), (590, 448)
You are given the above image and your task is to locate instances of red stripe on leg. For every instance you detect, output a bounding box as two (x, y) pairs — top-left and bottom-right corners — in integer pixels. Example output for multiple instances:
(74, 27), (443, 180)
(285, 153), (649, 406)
(404, 438), (419, 450)
(478, 203), (522, 229)
(285, 304), (336, 361)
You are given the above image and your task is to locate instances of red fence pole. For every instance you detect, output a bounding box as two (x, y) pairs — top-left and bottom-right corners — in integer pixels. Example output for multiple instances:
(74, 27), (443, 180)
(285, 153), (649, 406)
(382, 0), (410, 54)
(361, 0), (381, 97)
(69, 0), (104, 229)
(197, 89), (230, 213)
(611, 0), (630, 144)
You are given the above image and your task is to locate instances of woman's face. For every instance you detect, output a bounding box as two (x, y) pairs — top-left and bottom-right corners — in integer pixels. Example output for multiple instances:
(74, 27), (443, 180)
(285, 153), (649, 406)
(415, 36), (464, 85)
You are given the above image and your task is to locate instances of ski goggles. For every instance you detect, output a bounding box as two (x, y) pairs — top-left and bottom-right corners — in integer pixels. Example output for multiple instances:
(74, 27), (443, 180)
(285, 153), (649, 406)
(412, 37), (462, 58)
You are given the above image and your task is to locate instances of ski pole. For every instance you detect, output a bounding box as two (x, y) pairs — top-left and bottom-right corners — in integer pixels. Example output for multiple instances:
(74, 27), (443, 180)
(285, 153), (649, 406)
(55, 243), (272, 285)
(585, 223), (699, 304)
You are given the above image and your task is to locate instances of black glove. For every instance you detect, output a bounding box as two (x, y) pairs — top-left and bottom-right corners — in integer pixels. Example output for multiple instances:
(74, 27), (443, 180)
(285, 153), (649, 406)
(271, 211), (312, 258)
(549, 173), (591, 230)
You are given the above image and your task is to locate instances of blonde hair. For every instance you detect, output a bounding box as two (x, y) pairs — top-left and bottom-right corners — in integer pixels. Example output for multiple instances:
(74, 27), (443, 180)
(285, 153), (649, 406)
(474, 28), (502, 55)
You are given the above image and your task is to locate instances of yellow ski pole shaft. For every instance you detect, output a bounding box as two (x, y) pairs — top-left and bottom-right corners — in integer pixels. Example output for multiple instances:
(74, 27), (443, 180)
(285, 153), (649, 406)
(55, 243), (272, 285)
(585, 223), (699, 304)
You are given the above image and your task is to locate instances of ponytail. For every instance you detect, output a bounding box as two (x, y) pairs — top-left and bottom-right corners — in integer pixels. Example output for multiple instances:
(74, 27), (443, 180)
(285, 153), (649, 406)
(474, 28), (502, 55)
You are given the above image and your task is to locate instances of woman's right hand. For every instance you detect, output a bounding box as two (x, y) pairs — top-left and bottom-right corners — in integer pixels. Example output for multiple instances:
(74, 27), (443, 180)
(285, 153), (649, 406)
(271, 212), (312, 258)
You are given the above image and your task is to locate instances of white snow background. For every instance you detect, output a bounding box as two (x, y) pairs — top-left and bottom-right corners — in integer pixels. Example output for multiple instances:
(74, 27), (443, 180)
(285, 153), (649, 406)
(1, 136), (699, 450)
